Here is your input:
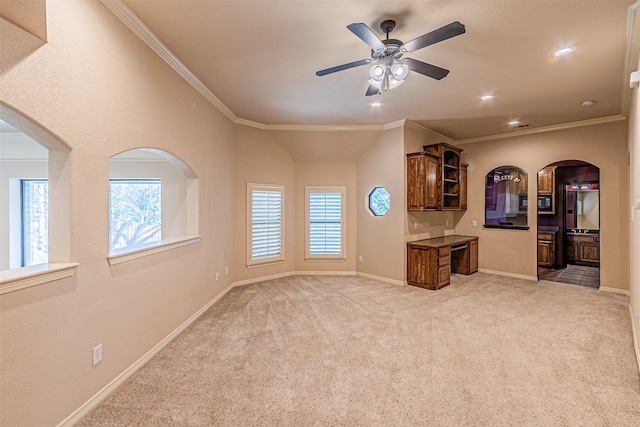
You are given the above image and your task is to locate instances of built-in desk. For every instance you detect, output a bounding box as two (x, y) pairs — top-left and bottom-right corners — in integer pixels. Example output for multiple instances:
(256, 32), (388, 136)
(407, 235), (478, 290)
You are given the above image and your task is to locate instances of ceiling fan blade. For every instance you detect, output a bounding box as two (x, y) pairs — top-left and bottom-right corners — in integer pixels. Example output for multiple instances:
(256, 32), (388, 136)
(405, 58), (450, 80)
(347, 23), (386, 50)
(316, 59), (371, 76)
(403, 21), (465, 52)
(365, 84), (380, 96)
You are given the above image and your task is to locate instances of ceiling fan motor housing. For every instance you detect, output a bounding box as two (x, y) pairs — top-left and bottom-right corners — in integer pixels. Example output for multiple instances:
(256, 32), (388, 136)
(372, 39), (405, 61)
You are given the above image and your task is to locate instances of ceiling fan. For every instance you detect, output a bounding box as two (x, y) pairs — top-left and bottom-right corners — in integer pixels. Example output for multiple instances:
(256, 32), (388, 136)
(316, 19), (465, 96)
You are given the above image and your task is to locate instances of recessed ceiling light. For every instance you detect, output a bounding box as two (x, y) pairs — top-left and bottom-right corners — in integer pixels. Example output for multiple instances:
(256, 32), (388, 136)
(554, 46), (575, 56)
(371, 101), (382, 107)
(581, 100), (595, 107)
(508, 120), (520, 126)
(480, 95), (495, 101)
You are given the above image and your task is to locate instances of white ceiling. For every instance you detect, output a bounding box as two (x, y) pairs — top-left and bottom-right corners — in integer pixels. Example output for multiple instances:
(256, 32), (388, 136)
(116, 1), (635, 140)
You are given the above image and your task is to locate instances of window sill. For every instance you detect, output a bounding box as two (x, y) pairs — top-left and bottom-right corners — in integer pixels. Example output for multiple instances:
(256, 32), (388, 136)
(304, 256), (347, 261)
(0, 263), (80, 295)
(107, 235), (201, 266)
(483, 224), (530, 231)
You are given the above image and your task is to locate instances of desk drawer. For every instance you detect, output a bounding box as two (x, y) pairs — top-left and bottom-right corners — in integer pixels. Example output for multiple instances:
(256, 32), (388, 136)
(438, 247), (450, 257)
(439, 255), (450, 267)
(538, 232), (554, 241)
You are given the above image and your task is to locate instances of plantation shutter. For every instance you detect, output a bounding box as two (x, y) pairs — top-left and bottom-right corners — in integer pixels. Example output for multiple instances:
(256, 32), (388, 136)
(249, 185), (284, 264)
(309, 192), (342, 255)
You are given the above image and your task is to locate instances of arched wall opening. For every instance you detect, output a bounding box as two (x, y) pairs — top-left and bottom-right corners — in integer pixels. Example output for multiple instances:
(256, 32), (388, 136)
(107, 148), (199, 262)
(537, 159), (600, 288)
(0, 104), (71, 273)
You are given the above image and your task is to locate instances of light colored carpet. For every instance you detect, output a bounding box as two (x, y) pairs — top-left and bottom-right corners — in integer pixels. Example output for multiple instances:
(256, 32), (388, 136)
(77, 273), (640, 426)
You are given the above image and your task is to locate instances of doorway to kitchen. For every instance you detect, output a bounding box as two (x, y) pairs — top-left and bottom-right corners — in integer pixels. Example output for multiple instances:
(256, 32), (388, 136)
(536, 160), (600, 288)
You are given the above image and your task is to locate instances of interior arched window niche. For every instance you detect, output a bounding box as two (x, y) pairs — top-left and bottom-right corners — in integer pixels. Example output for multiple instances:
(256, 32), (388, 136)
(0, 106), (76, 295)
(107, 148), (200, 265)
(484, 165), (529, 230)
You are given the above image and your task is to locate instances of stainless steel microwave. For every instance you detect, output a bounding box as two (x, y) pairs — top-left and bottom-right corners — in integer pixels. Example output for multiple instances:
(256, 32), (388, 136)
(538, 194), (553, 212)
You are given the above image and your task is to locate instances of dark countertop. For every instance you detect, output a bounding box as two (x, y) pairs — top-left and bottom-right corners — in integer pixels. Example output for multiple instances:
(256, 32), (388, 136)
(407, 235), (478, 248)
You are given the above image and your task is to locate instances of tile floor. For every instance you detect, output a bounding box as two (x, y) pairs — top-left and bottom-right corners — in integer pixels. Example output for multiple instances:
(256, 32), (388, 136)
(538, 264), (600, 288)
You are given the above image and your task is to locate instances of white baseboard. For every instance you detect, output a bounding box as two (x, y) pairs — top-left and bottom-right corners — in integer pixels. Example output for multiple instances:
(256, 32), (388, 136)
(231, 271), (297, 287)
(57, 281), (237, 427)
(356, 271), (406, 286)
(630, 304), (640, 374)
(478, 268), (538, 281)
(599, 286), (630, 296)
(231, 270), (360, 287)
(295, 270), (356, 276)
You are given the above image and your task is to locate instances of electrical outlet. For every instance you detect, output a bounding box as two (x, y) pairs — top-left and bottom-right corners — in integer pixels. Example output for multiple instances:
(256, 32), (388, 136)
(446, 220), (449, 226)
(413, 223), (417, 230)
(358, 256), (363, 263)
(472, 220), (477, 227)
(225, 266), (229, 275)
(92, 344), (102, 366)
(215, 272), (219, 281)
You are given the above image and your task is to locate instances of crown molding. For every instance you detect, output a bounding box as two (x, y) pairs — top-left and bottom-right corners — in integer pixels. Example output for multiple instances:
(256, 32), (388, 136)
(264, 123), (387, 132)
(455, 115), (627, 145)
(404, 120), (454, 142)
(622, 1), (640, 116)
(100, 0), (238, 123)
(102, 0), (633, 142)
(234, 118), (266, 130)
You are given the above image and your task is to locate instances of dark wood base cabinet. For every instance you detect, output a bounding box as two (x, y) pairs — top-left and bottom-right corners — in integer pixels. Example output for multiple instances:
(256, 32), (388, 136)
(537, 231), (556, 268)
(407, 236), (478, 290)
(567, 234), (600, 267)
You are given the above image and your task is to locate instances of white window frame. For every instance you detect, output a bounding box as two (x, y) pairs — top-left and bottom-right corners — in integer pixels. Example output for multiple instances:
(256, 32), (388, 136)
(305, 186), (346, 260)
(109, 178), (162, 253)
(247, 183), (285, 267)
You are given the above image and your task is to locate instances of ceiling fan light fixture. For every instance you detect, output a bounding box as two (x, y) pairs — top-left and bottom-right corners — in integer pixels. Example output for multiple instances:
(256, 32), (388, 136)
(391, 62), (409, 81)
(387, 76), (405, 90)
(369, 64), (386, 81)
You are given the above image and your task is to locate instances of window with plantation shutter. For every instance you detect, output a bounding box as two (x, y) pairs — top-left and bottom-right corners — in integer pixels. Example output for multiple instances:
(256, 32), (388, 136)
(305, 186), (346, 260)
(247, 183), (285, 266)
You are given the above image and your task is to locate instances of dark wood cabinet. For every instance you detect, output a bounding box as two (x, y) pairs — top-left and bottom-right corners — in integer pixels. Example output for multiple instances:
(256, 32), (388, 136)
(407, 236), (478, 290)
(567, 234), (600, 266)
(407, 152), (440, 210)
(537, 167), (555, 194)
(469, 239), (478, 272)
(537, 231), (556, 268)
(537, 166), (556, 214)
(406, 143), (466, 211)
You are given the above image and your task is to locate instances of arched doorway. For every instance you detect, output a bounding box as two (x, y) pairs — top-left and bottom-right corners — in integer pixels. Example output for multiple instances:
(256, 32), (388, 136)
(537, 160), (600, 288)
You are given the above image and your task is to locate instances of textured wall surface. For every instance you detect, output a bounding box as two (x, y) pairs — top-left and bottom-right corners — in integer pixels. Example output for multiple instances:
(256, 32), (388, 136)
(0, 2), (235, 425)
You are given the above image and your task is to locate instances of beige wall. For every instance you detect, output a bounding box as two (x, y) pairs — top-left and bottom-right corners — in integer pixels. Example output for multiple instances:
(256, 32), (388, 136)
(233, 125), (296, 282)
(294, 161), (357, 272)
(455, 121), (629, 289)
(0, 2), (235, 425)
(356, 127), (405, 282)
